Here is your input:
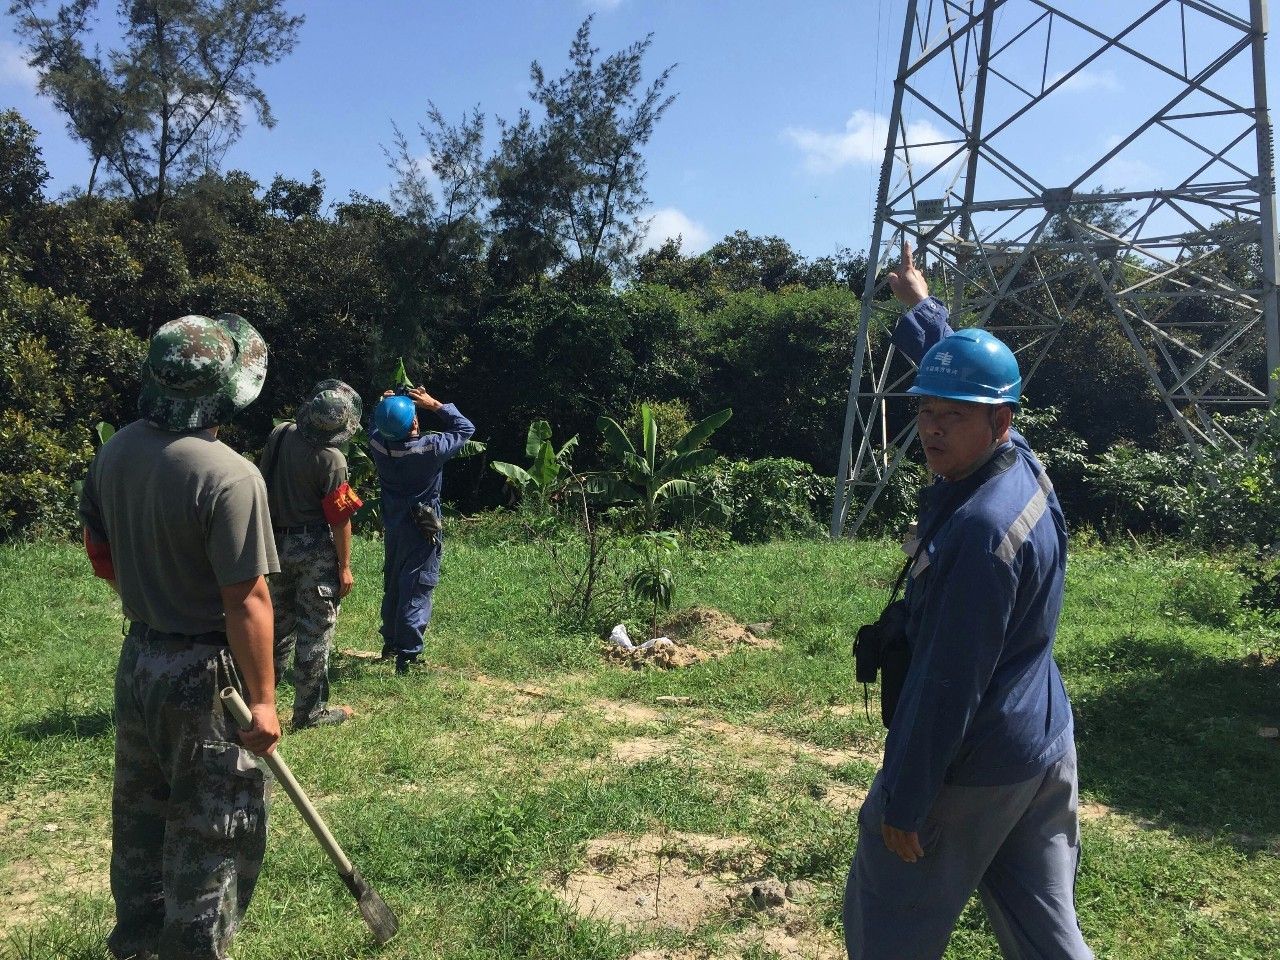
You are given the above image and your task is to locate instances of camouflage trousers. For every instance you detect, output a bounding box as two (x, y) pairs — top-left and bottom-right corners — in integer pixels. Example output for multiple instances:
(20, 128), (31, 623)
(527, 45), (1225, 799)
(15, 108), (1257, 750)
(110, 626), (268, 960)
(270, 526), (340, 726)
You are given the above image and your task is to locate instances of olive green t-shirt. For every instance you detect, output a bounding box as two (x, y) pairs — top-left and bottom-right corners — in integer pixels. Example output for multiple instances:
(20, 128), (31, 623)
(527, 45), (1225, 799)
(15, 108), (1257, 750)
(78, 420), (279, 635)
(260, 422), (348, 527)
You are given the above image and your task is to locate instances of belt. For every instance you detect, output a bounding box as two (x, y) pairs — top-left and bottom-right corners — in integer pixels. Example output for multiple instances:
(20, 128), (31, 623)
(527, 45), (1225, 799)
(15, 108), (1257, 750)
(130, 622), (230, 647)
(273, 522), (330, 535)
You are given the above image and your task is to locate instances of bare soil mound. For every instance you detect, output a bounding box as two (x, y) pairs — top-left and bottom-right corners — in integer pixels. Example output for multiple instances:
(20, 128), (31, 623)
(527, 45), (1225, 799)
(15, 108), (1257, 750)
(606, 607), (778, 669)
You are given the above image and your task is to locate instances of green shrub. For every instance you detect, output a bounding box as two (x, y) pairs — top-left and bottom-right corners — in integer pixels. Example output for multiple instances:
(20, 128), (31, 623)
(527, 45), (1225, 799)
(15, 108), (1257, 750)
(1180, 408), (1280, 548)
(0, 255), (145, 540)
(1084, 443), (1191, 535)
(1164, 557), (1250, 627)
(701, 456), (828, 542)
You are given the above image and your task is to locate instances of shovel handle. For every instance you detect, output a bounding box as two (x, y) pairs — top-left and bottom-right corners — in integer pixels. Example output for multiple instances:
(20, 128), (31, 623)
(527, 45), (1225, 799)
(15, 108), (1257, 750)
(220, 686), (354, 876)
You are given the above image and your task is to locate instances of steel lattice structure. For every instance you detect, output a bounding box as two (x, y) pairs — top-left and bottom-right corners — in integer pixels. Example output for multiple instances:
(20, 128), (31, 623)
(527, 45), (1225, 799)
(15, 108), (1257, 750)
(831, 0), (1280, 537)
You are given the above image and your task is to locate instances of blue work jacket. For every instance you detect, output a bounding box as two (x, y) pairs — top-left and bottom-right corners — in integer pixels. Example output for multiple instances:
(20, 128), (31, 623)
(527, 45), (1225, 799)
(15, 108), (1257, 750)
(879, 297), (1074, 833)
(370, 403), (475, 579)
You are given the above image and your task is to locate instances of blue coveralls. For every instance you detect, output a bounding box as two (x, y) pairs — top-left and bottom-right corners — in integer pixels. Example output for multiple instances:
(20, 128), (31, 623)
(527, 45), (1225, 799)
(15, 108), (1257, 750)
(843, 297), (1093, 959)
(369, 403), (474, 663)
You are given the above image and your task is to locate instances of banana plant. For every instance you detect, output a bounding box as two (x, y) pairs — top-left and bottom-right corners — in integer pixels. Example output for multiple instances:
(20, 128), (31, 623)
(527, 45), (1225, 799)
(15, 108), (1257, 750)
(491, 420), (579, 507)
(628, 530), (678, 637)
(595, 403), (732, 530)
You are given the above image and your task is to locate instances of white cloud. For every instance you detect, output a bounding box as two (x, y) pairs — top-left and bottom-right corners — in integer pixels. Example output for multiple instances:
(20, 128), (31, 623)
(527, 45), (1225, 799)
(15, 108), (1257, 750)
(785, 109), (956, 175)
(642, 207), (711, 253)
(0, 41), (39, 92)
(1048, 69), (1121, 93)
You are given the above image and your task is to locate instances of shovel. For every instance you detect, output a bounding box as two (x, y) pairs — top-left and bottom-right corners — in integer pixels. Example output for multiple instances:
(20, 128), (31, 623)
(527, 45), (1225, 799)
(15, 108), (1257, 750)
(220, 687), (399, 945)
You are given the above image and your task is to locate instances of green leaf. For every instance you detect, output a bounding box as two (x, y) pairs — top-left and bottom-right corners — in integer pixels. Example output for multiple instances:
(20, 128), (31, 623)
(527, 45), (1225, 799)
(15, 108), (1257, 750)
(588, 475), (641, 503)
(94, 421), (116, 445)
(654, 478), (700, 501)
(641, 403), (657, 472)
(673, 407), (732, 455)
(597, 416), (636, 460)
(530, 439), (558, 490)
(391, 356), (414, 389)
(526, 420), (552, 460)
(556, 434), (580, 464)
(623, 450), (651, 479)
(457, 439), (487, 459)
(657, 448), (718, 483)
(491, 462), (533, 489)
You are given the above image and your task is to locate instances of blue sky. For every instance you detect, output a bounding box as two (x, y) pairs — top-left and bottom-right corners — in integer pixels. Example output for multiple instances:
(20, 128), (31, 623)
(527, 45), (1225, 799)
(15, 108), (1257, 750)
(2, 0), (1276, 261)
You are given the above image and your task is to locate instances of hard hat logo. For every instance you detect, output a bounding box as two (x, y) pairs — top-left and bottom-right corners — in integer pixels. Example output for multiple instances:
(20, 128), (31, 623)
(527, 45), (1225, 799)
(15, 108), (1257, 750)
(907, 328), (1022, 408)
(138, 313), (268, 431)
(298, 380), (363, 447)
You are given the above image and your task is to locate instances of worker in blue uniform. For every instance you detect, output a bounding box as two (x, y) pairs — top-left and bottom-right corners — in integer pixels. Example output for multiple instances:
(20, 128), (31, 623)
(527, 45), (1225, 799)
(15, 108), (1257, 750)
(369, 385), (474, 674)
(843, 241), (1093, 960)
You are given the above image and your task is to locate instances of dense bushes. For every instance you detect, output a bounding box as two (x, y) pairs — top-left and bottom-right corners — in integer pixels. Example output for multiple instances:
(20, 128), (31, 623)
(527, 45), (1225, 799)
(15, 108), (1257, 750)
(0, 254), (144, 539)
(700, 457), (828, 542)
(1, 107), (1277, 547)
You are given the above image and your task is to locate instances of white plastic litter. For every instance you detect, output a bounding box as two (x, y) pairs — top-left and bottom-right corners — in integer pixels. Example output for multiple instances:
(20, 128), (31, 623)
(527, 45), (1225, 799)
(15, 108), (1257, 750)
(608, 624), (635, 652)
(636, 636), (672, 652)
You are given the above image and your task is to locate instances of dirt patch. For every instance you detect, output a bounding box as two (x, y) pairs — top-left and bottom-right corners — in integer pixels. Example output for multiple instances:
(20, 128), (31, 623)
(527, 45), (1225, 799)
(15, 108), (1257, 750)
(1079, 801), (1113, 821)
(500, 710), (569, 730)
(550, 832), (760, 932)
(592, 700), (665, 726)
(612, 737), (677, 765)
(605, 607), (779, 669)
(337, 647), (385, 661)
(730, 922), (843, 959)
(555, 833), (840, 957)
(813, 782), (868, 815)
(694, 720), (879, 771)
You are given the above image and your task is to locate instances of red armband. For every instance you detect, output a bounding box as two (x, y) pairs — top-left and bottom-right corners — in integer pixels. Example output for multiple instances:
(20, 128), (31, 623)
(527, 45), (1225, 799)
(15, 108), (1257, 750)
(83, 528), (116, 581)
(322, 482), (363, 525)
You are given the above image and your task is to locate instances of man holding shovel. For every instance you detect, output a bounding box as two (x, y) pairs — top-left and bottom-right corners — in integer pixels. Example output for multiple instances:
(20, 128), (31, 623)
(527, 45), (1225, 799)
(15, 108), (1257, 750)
(842, 244), (1092, 959)
(79, 313), (280, 960)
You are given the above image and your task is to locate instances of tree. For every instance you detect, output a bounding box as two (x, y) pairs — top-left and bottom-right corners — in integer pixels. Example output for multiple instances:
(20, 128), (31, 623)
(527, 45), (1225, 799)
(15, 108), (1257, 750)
(9, 0), (304, 219)
(0, 109), (48, 217)
(488, 16), (676, 285)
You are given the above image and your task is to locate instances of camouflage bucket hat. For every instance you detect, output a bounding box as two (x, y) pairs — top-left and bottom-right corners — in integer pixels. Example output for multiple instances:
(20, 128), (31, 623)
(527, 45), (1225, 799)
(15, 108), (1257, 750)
(138, 313), (268, 431)
(297, 379), (363, 447)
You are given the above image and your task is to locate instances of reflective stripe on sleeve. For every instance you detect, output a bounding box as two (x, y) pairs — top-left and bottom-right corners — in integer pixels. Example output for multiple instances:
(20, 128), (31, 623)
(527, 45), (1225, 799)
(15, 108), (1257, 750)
(995, 470), (1054, 565)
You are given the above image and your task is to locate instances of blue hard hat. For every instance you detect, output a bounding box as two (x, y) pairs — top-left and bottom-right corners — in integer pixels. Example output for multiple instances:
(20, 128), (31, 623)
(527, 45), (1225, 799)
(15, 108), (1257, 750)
(374, 394), (416, 440)
(907, 328), (1022, 408)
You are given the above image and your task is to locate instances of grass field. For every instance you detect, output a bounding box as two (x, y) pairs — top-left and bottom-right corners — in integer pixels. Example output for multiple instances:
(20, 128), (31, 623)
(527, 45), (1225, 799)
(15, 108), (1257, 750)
(1, 531), (1278, 959)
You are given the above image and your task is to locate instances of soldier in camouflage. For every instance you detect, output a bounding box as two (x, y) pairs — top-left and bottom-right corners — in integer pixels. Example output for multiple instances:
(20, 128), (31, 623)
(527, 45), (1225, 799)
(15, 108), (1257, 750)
(79, 314), (280, 960)
(261, 380), (364, 729)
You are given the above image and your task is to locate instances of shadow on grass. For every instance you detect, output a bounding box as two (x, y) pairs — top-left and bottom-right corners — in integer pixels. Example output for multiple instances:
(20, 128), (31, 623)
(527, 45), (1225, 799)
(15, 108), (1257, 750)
(13, 706), (114, 744)
(1073, 635), (1280, 846)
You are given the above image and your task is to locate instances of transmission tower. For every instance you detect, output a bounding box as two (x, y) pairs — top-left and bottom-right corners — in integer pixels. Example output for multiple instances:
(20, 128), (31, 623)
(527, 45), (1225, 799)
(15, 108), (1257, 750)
(831, 0), (1280, 537)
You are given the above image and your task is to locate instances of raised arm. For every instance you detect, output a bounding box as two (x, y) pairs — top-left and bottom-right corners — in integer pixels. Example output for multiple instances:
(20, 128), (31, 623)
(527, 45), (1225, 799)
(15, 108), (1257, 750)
(888, 240), (955, 365)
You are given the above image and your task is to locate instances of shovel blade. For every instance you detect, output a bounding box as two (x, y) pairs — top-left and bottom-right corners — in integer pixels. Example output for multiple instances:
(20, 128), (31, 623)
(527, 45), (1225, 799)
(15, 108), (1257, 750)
(342, 866), (400, 944)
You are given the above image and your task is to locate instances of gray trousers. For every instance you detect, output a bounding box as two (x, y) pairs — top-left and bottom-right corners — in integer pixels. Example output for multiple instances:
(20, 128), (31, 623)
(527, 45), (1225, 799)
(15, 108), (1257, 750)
(843, 742), (1093, 960)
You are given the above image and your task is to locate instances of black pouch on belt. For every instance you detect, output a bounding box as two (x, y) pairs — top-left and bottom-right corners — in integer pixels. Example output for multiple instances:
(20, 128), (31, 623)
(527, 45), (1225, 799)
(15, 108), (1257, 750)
(411, 501), (443, 545)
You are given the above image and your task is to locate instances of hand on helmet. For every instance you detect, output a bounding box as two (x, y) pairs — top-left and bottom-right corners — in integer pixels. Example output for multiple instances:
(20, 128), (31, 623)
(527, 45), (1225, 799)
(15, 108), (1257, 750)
(888, 239), (930, 308)
(405, 385), (443, 412)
